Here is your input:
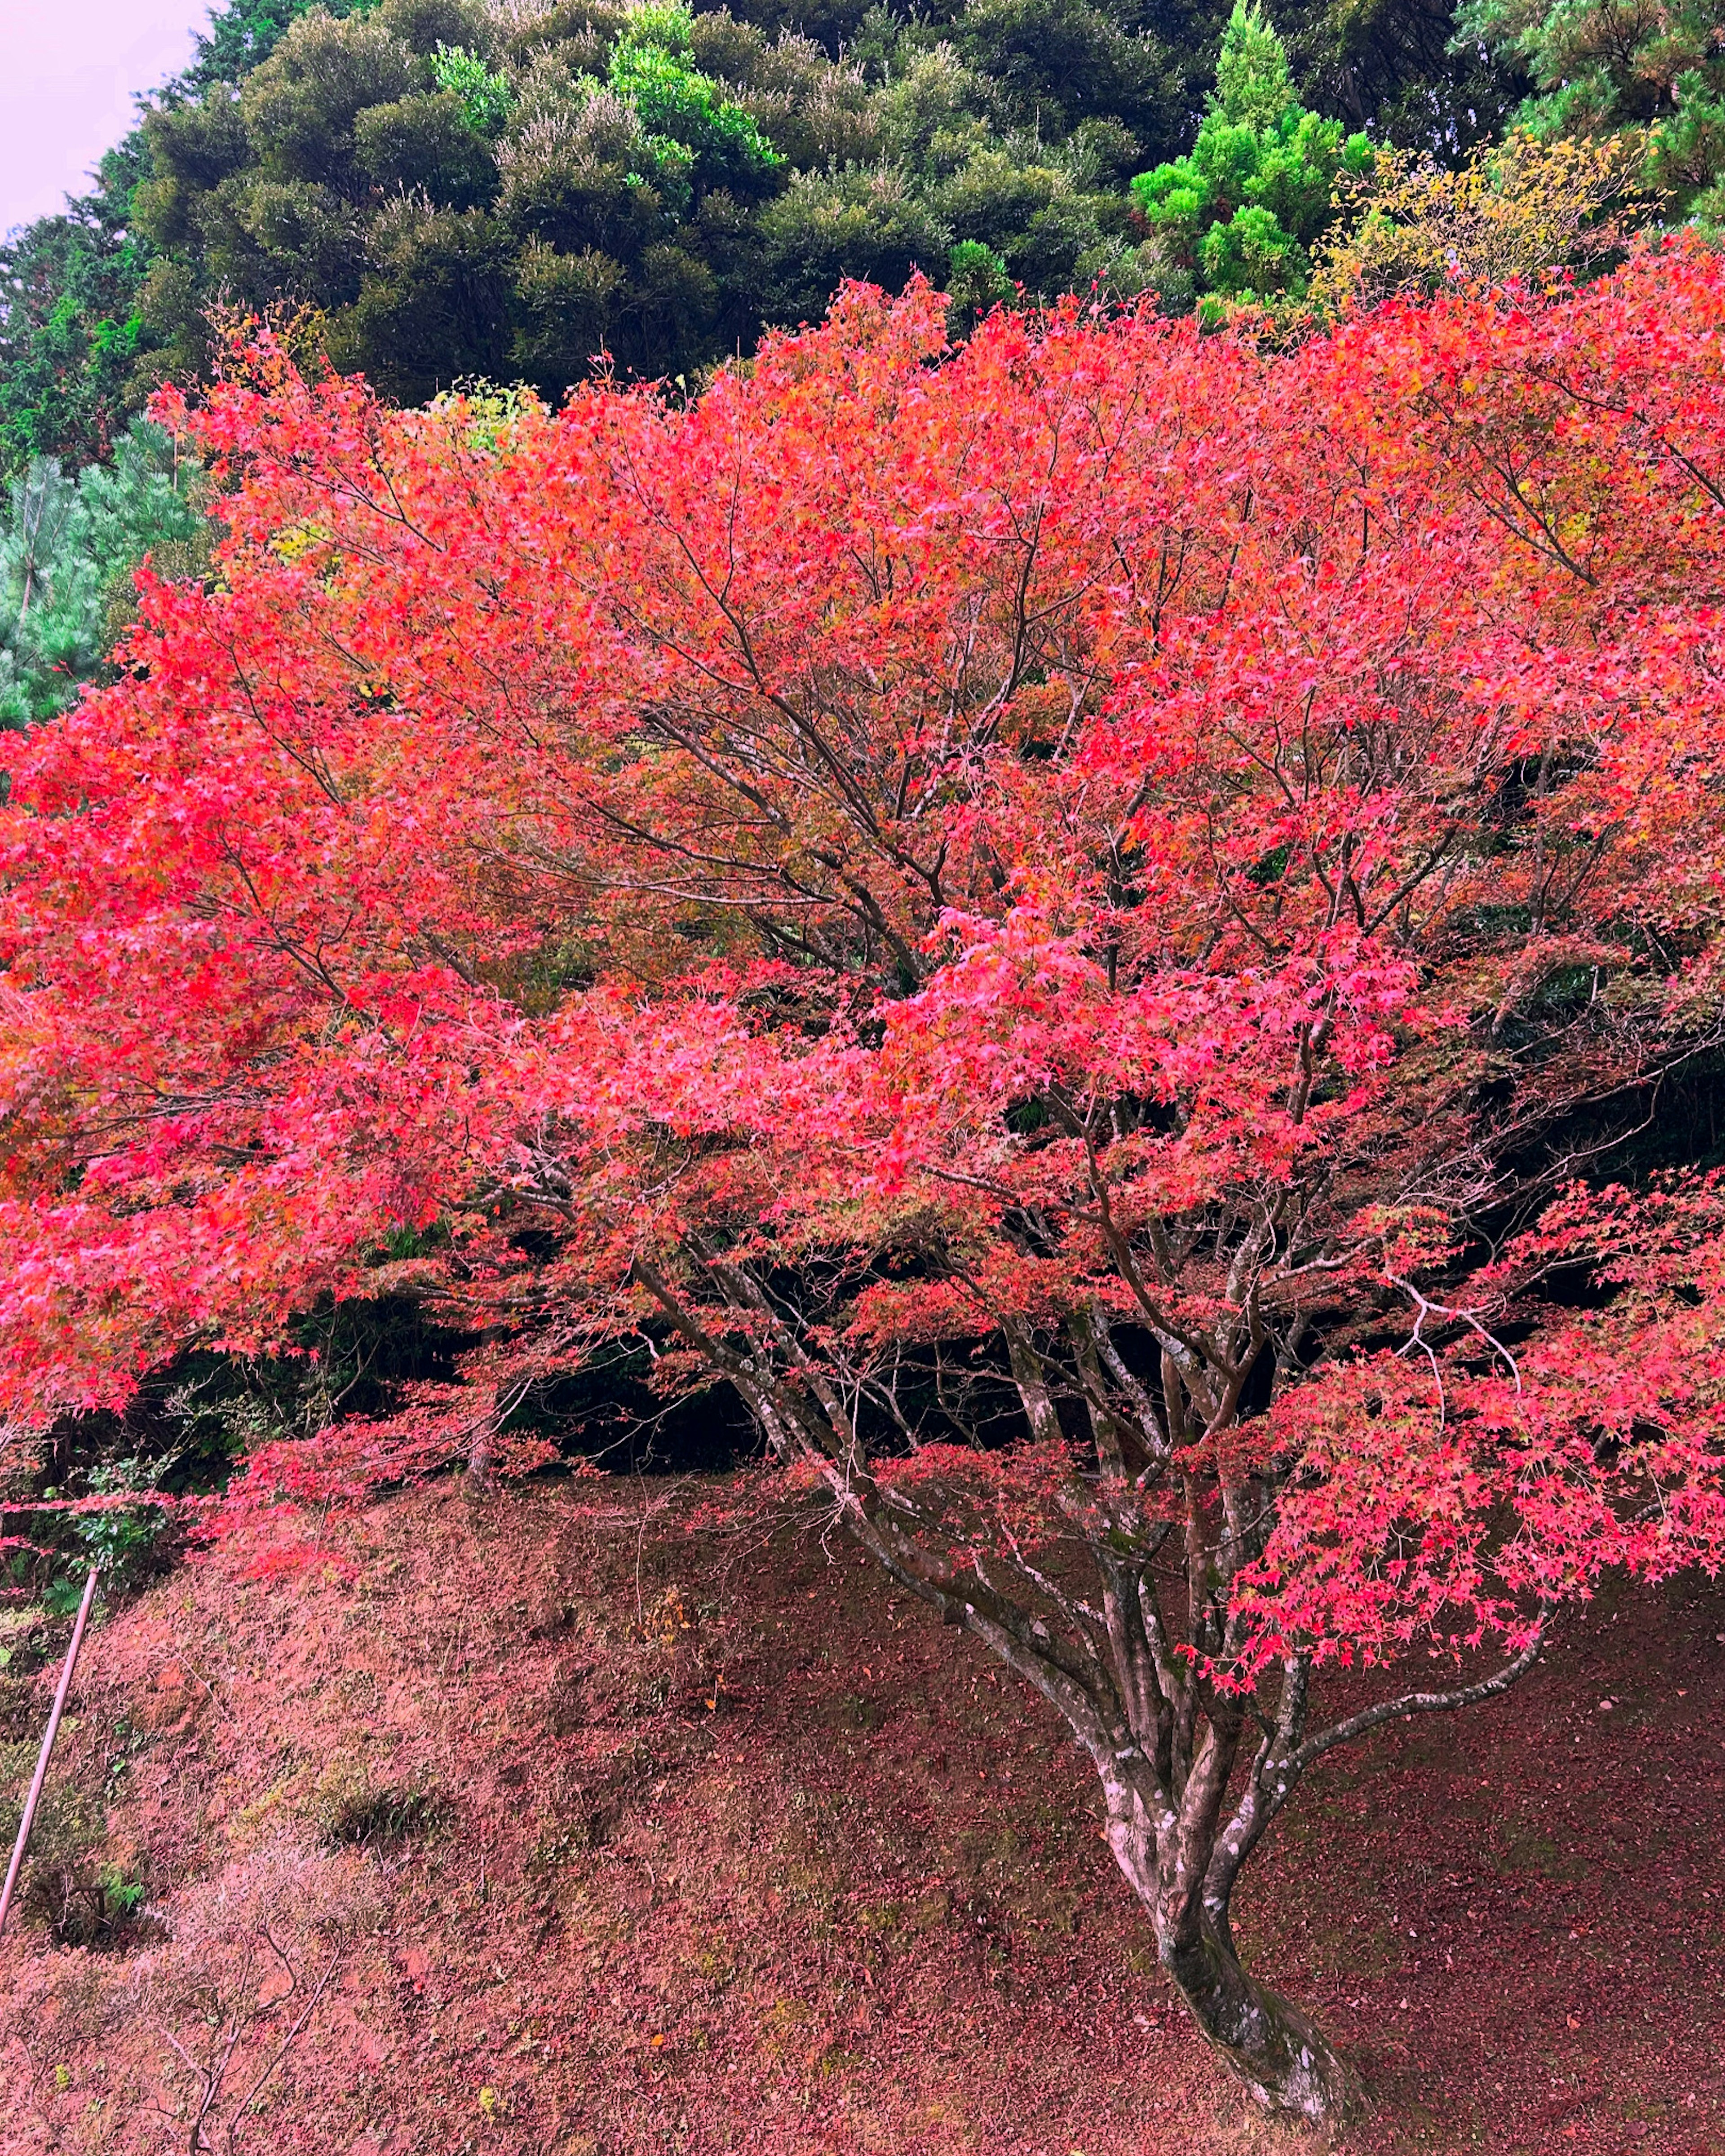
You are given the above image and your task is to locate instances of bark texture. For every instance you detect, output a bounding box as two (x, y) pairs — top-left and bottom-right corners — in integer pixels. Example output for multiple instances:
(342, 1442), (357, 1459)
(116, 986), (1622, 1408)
(1105, 1796), (1362, 2119)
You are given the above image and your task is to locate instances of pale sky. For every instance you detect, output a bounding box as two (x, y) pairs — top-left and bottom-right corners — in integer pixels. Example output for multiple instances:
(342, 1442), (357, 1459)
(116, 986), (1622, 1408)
(1, 0), (214, 237)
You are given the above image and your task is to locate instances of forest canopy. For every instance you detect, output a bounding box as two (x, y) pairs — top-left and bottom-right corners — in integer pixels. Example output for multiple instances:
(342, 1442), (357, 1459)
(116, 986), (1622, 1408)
(0, 0), (1531, 466)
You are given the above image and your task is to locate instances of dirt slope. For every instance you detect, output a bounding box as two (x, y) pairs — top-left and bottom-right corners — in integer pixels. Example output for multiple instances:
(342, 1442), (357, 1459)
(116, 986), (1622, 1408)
(2, 1477), (1722, 2154)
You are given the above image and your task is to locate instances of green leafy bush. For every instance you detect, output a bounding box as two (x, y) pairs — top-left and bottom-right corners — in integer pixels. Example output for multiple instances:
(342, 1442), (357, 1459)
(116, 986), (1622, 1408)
(945, 236), (1013, 332)
(432, 40), (516, 136)
(608, 3), (783, 191)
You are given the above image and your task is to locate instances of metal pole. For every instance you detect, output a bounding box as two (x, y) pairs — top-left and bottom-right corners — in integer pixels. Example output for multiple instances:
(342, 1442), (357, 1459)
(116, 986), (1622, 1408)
(0, 1563), (99, 1940)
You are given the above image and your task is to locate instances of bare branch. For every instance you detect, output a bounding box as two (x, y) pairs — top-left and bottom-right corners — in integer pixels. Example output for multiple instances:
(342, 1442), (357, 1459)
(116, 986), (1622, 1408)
(1293, 1623), (1546, 1771)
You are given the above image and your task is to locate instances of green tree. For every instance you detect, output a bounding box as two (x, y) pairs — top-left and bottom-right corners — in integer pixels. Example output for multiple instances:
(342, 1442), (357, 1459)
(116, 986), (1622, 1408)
(0, 145), (158, 478)
(608, 2), (783, 194)
(430, 40), (516, 137)
(1131, 0), (1368, 313)
(1455, 0), (1725, 218)
(183, 0), (378, 91)
(0, 421), (208, 728)
(0, 0), (367, 480)
(1287, 0), (1526, 151)
(944, 234), (1013, 331)
(755, 165), (946, 326)
(945, 0), (1178, 142)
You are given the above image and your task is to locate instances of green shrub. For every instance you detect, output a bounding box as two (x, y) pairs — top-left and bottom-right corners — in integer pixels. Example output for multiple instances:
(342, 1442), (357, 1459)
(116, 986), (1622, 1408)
(432, 42), (517, 136)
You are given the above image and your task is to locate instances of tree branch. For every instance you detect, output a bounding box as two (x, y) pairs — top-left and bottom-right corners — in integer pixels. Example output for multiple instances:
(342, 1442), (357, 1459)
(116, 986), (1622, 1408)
(1292, 1623), (1546, 1772)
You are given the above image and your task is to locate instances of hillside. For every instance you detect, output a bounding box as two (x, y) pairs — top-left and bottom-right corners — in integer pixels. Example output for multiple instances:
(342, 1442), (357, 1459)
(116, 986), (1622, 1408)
(3, 1477), (1722, 2153)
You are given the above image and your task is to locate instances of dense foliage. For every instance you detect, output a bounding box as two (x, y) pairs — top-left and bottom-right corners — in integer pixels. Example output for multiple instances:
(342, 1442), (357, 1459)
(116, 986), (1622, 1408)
(0, 3), (366, 480)
(0, 151), (156, 480)
(0, 0), (1531, 476)
(1131, 0), (1369, 311)
(0, 422), (208, 728)
(1460, 0), (1725, 219)
(1308, 124), (1644, 308)
(0, 0), (1526, 740)
(3, 248), (1724, 2113)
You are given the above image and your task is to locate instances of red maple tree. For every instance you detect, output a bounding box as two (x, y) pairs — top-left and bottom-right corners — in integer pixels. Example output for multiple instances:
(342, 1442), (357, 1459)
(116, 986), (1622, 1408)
(4, 246), (1725, 2117)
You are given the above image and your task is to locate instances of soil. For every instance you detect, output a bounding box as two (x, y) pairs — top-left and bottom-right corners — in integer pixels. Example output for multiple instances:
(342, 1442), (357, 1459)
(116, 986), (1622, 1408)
(1, 1476), (1722, 2154)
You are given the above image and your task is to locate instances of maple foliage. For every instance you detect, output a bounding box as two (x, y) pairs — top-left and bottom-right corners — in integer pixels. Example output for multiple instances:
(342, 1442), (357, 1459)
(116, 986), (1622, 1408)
(5, 243), (1725, 2114)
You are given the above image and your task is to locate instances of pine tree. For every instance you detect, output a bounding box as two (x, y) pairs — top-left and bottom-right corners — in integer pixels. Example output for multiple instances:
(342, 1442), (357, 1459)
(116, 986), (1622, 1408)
(0, 421), (208, 728)
(1455, 0), (1725, 220)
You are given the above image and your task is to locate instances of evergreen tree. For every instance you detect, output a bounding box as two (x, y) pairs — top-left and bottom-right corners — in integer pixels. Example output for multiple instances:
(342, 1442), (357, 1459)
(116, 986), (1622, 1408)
(0, 146), (158, 478)
(1455, 0), (1725, 218)
(1288, 0), (1526, 151)
(1131, 0), (1368, 314)
(182, 0), (370, 90)
(0, 1), (354, 482)
(0, 422), (209, 729)
(125, 0), (1156, 397)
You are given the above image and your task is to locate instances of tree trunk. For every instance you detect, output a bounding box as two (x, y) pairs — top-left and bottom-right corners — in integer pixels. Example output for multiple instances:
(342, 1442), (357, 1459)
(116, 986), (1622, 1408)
(468, 1330), (504, 1486)
(1158, 1916), (1361, 2123)
(1103, 1801), (1362, 2123)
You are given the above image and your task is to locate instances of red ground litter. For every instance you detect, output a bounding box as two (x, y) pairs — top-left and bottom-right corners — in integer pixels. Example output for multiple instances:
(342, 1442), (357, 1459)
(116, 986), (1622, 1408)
(1, 1476), (1721, 2154)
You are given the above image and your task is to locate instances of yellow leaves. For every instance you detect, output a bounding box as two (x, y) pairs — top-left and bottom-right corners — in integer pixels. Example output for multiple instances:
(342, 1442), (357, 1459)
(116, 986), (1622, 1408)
(1312, 131), (1650, 315)
(646, 1582), (693, 1648)
(272, 519), (336, 566)
(425, 381), (549, 457)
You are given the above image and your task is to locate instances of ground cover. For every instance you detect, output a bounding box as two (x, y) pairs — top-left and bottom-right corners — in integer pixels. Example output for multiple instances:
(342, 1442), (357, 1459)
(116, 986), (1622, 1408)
(2, 1479), (1721, 2154)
